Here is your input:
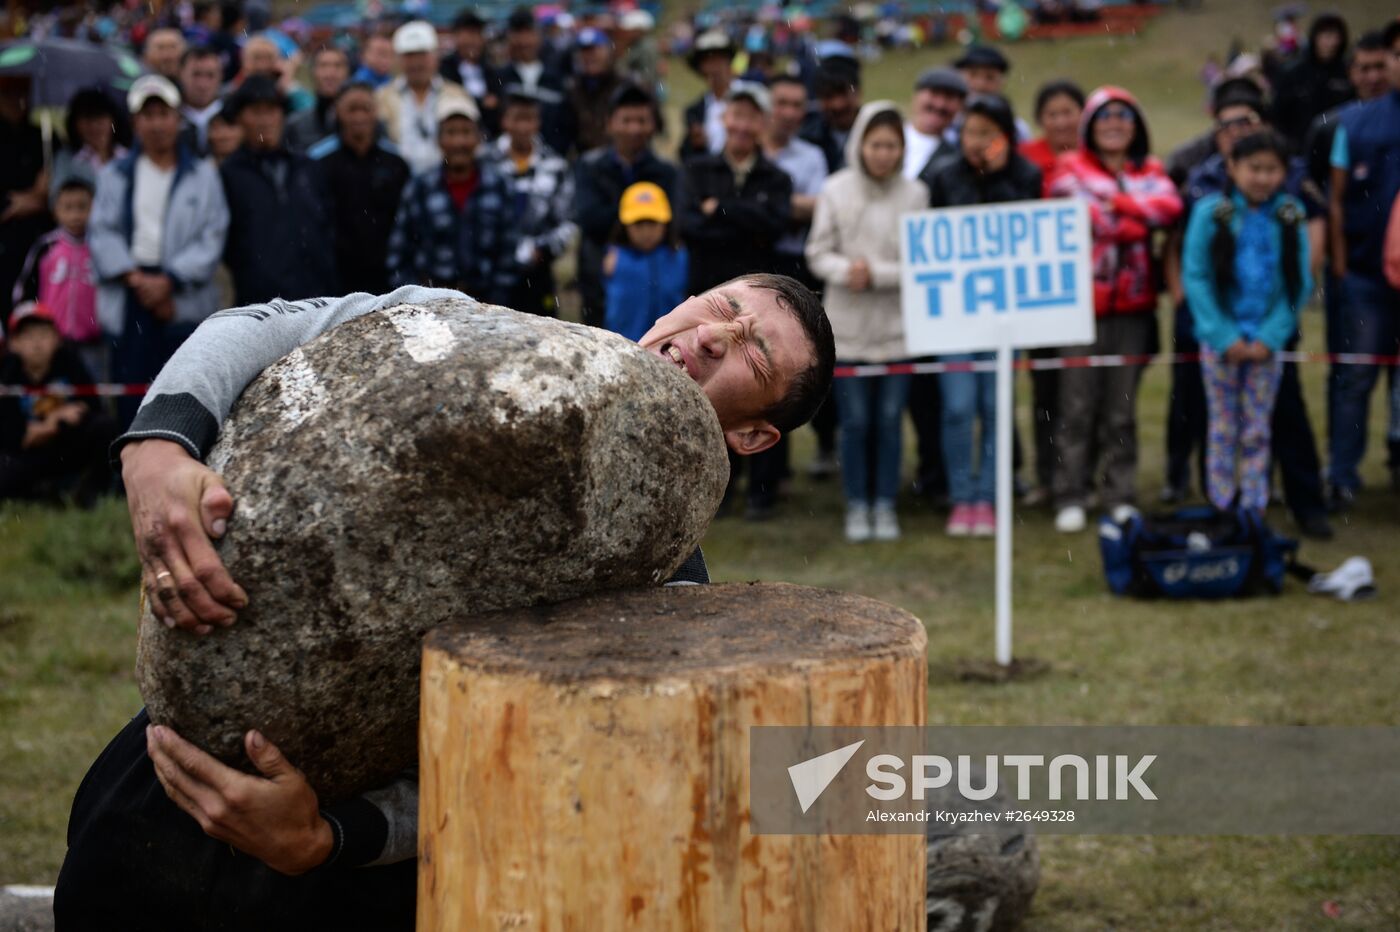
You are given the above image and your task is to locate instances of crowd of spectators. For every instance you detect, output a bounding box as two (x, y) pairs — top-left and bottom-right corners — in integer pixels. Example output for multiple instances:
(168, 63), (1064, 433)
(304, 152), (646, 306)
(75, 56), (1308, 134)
(0, 3), (1397, 551)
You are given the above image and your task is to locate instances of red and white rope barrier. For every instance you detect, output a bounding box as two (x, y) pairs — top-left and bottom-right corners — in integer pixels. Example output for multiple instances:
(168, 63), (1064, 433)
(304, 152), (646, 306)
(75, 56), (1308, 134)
(2, 351), (1399, 397)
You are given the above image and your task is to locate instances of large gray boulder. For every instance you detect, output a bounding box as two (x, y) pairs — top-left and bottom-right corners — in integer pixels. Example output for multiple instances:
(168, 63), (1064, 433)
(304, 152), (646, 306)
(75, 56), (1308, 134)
(137, 298), (731, 801)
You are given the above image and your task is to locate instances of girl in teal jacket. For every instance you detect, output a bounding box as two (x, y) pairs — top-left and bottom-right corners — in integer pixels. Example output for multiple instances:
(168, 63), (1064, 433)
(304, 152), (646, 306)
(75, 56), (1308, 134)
(1183, 130), (1312, 513)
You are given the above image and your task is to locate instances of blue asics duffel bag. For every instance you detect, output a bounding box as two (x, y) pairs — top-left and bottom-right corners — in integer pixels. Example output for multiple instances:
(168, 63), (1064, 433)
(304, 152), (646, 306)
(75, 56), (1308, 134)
(1098, 506), (1298, 598)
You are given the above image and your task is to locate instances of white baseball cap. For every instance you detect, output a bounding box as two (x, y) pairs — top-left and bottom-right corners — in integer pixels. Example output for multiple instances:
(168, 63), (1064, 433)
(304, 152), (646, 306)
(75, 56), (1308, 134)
(725, 80), (771, 115)
(127, 74), (181, 114)
(435, 93), (481, 125)
(620, 9), (655, 31)
(393, 20), (439, 55)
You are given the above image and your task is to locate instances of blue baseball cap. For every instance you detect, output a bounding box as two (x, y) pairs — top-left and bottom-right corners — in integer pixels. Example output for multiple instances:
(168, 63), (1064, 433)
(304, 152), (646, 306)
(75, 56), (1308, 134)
(576, 28), (610, 49)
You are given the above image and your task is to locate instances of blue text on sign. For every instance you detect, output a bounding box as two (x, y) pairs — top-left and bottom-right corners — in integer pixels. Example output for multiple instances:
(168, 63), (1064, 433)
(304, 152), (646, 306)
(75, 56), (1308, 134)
(906, 204), (1081, 317)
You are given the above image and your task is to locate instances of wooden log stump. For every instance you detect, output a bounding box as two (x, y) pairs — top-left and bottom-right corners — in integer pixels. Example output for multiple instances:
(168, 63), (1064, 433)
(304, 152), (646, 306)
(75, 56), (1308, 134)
(419, 582), (927, 931)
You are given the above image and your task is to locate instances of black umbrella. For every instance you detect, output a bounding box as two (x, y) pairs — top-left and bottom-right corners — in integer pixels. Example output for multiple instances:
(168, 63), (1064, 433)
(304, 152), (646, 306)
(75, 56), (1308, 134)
(0, 37), (145, 108)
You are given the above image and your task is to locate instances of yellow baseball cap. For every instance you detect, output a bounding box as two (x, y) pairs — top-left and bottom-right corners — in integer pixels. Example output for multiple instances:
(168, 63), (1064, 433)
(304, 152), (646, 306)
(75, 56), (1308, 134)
(618, 182), (671, 225)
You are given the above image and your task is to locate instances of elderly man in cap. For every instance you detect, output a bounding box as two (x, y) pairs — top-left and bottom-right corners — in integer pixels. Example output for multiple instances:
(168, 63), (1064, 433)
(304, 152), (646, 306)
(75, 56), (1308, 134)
(377, 20), (470, 174)
(219, 76), (335, 305)
(680, 28), (736, 162)
(905, 67), (966, 179)
(953, 45), (1031, 140)
(385, 95), (511, 299)
(90, 74), (229, 428)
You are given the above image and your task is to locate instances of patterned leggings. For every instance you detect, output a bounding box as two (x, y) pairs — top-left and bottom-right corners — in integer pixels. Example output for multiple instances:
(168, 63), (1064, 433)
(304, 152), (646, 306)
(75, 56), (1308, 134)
(1200, 346), (1282, 511)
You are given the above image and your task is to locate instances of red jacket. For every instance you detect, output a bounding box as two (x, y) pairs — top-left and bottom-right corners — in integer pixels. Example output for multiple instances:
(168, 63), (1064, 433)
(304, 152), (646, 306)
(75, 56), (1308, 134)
(1018, 137), (1058, 194)
(1048, 87), (1183, 316)
(1385, 190), (1400, 291)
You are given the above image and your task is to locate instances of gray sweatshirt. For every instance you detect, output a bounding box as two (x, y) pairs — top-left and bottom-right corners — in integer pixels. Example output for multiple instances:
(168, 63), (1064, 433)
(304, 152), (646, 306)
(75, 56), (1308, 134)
(114, 286), (711, 868)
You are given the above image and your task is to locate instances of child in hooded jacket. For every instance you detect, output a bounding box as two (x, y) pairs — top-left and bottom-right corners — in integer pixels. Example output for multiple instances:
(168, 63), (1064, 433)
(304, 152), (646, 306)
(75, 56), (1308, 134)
(807, 101), (929, 543)
(1183, 130), (1312, 513)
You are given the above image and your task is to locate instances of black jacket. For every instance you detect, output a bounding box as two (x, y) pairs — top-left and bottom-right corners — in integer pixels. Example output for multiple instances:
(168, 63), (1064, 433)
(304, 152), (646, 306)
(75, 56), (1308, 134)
(220, 146), (336, 306)
(572, 147), (681, 316)
(308, 135), (411, 295)
(486, 62), (574, 155)
(0, 346), (95, 453)
(680, 95), (710, 164)
(799, 109), (847, 173)
(679, 152), (792, 293)
(1273, 17), (1354, 150)
(921, 152), (1043, 208)
(284, 98), (338, 154)
(574, 147), (682, 246)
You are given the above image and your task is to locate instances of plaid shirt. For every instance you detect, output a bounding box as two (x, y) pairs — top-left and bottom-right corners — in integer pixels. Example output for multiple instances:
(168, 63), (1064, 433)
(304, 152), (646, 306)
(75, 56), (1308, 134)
(489, 136), (578, 277)
(385, 162), (512, 303)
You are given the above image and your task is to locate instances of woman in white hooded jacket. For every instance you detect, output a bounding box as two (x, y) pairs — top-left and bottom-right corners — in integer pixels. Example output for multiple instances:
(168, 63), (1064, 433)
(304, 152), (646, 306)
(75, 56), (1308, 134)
(806, 101), (928, 542)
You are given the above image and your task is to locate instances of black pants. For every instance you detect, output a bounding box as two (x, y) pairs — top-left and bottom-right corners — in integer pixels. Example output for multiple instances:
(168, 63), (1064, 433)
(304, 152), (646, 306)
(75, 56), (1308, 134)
(908, 368), (946, 496)
(0, 413), (116, 503)
(509, 264), (558, 318)
(54, 709), (416, 932)
(1028, 348), (1059, 491)
(725, 434), (790, 510)
(1165, 301), (1207, 494)
(1272, 342), (1328, 521)
(577, 237), (607, 328)
(110, 279), (198, 430)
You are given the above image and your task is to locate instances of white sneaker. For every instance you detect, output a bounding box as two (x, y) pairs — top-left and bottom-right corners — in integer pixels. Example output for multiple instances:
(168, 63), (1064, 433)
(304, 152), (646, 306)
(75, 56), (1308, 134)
(1110, 504), (1140, 525)
(845, 503), (872, 542)
(1054, 505), (1087, 533)
(872, 501), (901, 541)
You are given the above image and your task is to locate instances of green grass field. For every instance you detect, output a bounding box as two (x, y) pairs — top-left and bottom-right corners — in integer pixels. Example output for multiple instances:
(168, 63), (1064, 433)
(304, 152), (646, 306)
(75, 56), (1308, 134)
(4, 0), (1400, 926)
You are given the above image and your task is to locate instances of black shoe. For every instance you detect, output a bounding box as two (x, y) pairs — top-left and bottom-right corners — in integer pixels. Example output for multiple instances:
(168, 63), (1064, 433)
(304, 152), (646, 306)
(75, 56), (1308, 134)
(1158, 485), (1187, 505)
(1327, 486), (1356, 514)
(1297, 512), (1335, 541)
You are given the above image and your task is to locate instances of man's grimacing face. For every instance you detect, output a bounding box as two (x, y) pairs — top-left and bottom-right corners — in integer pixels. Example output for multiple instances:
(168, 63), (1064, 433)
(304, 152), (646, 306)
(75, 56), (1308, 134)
(638, 281), (813, 455)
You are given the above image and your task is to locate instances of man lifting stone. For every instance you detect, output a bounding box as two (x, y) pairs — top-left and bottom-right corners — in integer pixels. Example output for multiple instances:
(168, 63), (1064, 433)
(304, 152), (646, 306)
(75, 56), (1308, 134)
(54, 277), (834, 930)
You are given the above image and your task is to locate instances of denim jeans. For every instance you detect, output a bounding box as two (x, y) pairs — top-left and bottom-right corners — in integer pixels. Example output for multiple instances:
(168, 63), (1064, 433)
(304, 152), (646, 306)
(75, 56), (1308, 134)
(834, 371), (911, 506)
(939, 354), (995, 504)
(1326, 272), (1399, 492)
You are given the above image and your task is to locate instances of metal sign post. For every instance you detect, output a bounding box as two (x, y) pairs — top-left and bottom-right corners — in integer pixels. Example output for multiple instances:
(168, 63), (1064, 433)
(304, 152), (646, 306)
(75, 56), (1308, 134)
(899, 198), (1096, 666)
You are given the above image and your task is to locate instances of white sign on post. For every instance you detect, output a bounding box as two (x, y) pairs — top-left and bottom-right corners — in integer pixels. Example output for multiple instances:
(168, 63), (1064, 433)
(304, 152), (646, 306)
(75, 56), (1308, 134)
(899, 198), (1096, 666)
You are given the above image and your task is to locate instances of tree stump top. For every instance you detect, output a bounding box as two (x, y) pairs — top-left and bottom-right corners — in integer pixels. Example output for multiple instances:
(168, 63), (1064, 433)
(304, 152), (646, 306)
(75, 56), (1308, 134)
(424, 582), (927, 682)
